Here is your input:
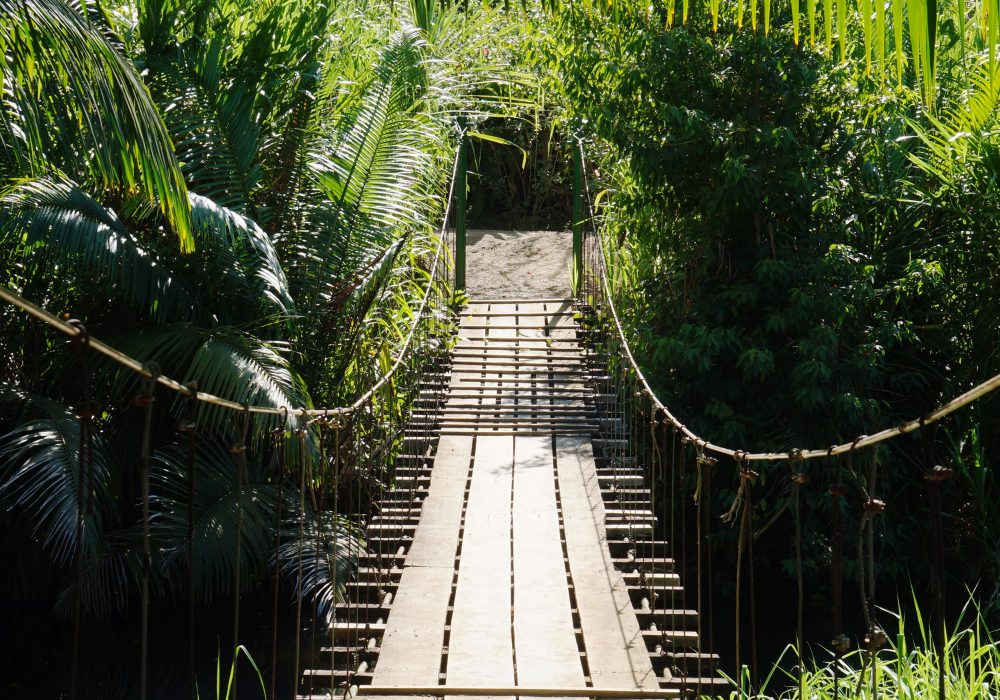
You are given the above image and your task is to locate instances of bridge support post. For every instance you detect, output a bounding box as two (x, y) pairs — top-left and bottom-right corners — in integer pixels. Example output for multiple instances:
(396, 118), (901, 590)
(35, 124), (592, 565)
(456, 122), (468, 292)
(572, 139), (583, 297)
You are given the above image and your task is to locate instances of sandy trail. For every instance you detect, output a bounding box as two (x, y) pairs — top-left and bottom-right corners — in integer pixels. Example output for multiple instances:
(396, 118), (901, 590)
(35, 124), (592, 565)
(463, 229), (573, 300)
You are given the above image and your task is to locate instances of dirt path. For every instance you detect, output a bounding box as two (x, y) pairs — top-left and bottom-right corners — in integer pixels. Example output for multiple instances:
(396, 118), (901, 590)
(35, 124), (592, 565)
(464, 229), (573, 300)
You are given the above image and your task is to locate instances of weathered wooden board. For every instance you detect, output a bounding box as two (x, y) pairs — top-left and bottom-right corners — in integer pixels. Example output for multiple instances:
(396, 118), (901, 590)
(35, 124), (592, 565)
(405, 436), (473, 568)
(556, 435), (660, 690)
(512, 435), (586, 692)
(446, 434), (515, 700)
(371, 298), (670, 700)
(369, 436), (473, 696)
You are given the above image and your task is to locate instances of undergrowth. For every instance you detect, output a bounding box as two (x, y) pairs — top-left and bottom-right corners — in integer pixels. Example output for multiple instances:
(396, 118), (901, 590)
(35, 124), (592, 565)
(718, 601), (1000, 699)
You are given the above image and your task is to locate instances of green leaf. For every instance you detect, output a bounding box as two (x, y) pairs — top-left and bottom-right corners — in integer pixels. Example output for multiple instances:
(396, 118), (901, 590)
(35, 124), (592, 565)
(0, 0), (193, 251)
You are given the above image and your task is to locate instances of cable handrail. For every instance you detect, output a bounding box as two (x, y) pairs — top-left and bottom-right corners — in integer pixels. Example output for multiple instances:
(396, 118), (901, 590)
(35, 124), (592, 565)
(576, 140), (1000, 462)
(0, 141), (464, 421)
(346, 142), (462, 413)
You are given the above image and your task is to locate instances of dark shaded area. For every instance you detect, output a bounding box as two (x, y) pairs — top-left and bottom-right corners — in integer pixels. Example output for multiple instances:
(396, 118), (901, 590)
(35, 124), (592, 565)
(467, 119), (573, 231)
(0, 582), (306, 700)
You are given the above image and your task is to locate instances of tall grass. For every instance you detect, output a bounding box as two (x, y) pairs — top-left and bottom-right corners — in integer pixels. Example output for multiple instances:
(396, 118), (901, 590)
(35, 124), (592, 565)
(719, 599), (1000, 698)
(199, 645), (266, 700)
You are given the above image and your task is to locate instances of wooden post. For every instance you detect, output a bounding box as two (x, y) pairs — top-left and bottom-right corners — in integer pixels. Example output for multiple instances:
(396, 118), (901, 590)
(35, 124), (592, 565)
(456, 122), (468, 292)
(572, 140), (583, 296)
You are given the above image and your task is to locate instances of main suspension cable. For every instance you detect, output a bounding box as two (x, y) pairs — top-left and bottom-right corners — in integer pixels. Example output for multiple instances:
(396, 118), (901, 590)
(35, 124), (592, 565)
(0, 140), (464, 423)
(574, 139), (1000, 464)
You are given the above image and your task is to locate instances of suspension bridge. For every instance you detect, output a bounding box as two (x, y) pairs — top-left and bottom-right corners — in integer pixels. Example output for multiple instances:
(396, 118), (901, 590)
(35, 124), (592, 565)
(3, 139), (998, 700)
(302, 297), (722, 699)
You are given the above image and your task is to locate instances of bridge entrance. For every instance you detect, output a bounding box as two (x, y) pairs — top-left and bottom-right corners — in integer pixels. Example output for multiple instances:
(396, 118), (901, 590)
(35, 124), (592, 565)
(462, 229), (573, 300)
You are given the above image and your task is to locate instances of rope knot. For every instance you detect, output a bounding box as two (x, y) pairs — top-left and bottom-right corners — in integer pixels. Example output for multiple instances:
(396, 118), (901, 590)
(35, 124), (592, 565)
(67, 319), (90, 348)
(327, 410), (348, 430)
(924, 465), (953, 482)
(788, 449), (808, 485)
(229, 406), (252, 453)
(177, 383), (199, 433)
(864, 498), (887, 515)
(134, 362), (161, 407)
(696, 452), (717, 467)
(272, 407), (290, 437)
(831, 634), (850, 654)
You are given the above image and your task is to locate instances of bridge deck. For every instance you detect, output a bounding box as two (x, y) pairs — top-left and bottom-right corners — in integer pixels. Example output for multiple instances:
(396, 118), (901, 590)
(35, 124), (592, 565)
(366, 301), (657, 697)
(343, 300), (718, 700)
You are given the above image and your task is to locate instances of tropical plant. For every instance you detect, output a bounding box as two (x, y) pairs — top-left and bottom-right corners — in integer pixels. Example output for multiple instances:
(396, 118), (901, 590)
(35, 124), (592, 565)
(718, 599), (1000, 698)
(0, 0), (530, 694)
(546, 0), (1000, 672)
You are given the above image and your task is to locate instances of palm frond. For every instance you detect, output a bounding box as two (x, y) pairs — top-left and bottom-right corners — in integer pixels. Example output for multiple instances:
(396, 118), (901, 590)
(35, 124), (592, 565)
(302, 27), (436, 310)
(0, 0), (193, 251)
(155, 36), (262, 213)
(0, 174), (195, 323)
(277, 511), (362, 619)
(55, 526), (136, 617)
(150, 436), (280, 601)
(325, 237), (409, 384)
(0, 388), (113, 566)
(116, 326), (311, 436)
(189, 192), (295, 318)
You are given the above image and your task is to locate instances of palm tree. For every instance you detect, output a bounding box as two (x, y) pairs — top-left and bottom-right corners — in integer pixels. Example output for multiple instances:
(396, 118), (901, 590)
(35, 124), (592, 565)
(0, 0), (528, 693)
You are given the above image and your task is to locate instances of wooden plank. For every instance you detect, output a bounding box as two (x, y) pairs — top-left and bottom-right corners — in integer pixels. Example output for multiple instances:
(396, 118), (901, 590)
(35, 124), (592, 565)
(369, 436), (473, 696)
(452, 350), (583, 357)
(452, 351), (585, 360)
(440, 430), (593, 436)
(359, 687), (680, 698)
(458, 342), (581, 348)
(443, 390), (594, 398)
(439, 423), (597, 432)
(458, 323), (577, 331)
(446, 437), (514, 700)
(556, 435), (660, 690)
(366, 567), (453, 696)
(405, 436), (473, 568)
(513, 436), (586, 692)
(461, 311), (579, 318)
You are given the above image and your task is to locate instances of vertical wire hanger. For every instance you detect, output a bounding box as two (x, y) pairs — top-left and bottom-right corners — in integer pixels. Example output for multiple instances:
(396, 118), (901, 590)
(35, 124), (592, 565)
(67, 320), (92, 700)
(137, 362), (160, 700)
(179, 385), (199, 698)
(270, 407), (289, 700)
(229, 405), (252, 699)
(789, 449), (808, 700)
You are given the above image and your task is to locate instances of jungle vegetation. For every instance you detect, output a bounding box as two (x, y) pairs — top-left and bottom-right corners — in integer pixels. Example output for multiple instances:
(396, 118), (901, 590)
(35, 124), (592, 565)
(3, 0), (1000, 697)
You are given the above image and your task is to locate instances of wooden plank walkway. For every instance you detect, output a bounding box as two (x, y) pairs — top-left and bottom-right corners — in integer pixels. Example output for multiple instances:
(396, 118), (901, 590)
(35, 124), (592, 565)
(556, 436), (659, 690)
(513, 436), (584, 695)
(356, 300), (713, 700)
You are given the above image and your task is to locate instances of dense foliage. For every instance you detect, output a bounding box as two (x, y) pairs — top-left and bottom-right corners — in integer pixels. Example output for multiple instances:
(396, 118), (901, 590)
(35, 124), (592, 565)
(551, 0), (1000, 661)
(4, 0), (1000, 695)
(0, 0), (527, 695)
